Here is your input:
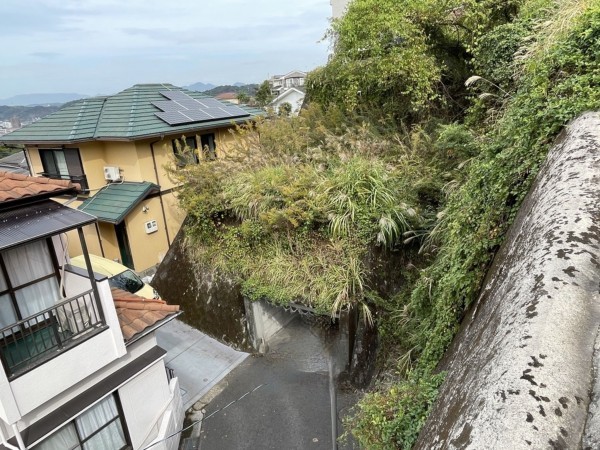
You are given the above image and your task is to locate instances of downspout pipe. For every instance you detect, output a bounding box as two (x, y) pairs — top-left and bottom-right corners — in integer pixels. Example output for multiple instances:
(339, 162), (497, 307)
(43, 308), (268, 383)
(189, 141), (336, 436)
(94, 223), (105, 258)
(22, 147), (33, 176)
(150, 138), (172, 246)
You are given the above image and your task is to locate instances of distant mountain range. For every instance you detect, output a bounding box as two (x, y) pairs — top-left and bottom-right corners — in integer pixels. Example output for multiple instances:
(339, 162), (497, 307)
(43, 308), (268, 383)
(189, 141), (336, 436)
(185, 82), (249, 92)
(0, 105), (60, 123)
(185, 82), (216, 92)
(0, 83), (257, 126)
(204, 84), (259, 96)
(0, 93), (88, 107)
(0, 82), (255, 107)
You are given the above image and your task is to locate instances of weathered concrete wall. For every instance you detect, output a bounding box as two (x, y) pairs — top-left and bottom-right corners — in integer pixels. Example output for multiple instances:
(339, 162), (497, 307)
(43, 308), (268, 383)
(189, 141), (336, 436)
(244, 298), (296, 351)
(152, 231), (251, 351)
(415, 112), (600, 449)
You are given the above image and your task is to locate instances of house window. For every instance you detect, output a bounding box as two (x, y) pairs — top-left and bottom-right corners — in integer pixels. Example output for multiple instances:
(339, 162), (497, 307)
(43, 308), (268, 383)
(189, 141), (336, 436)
(172, 136), (199, 165)
(200, 133), (216, 160)
(39, 148), (88, 191)
(0, 239), (60, 327)
(172, 133), (216, 165)
(33, 394), (129, 450)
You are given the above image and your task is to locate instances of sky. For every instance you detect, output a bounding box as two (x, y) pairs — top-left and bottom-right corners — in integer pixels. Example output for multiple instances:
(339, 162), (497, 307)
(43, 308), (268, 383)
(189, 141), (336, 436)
(0, 0), (333, 99)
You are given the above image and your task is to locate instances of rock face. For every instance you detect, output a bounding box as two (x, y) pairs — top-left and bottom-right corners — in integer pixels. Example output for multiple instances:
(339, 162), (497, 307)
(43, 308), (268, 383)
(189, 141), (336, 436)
(414, 112), (600, 449)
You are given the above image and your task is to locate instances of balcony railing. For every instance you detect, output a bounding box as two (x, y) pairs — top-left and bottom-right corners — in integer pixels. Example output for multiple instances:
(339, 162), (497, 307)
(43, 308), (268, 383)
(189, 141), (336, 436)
(38, 172), (89, 192)
(0, 289), (106, 379)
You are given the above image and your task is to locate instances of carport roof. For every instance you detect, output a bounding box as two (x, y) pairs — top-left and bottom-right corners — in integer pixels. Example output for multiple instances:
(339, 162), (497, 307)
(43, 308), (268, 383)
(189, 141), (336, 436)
(0, 200), (96, 251)
(78, 181), (159, 224)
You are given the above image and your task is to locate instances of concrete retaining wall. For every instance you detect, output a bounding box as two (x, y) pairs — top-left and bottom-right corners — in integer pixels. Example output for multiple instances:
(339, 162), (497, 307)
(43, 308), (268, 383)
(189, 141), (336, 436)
(415, 112), (600, 449)
(244, 299), (296, 352)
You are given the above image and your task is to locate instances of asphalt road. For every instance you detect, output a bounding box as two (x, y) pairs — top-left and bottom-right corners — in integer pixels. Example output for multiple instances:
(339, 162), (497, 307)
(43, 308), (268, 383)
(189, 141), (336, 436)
(197, 317), (359, 450)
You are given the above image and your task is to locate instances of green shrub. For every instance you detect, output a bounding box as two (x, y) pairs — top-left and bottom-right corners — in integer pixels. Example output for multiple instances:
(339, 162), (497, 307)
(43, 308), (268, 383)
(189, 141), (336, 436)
(348, 371), (445, 450)
(173, 107), (439, 316)
(349, 1), (600, 447)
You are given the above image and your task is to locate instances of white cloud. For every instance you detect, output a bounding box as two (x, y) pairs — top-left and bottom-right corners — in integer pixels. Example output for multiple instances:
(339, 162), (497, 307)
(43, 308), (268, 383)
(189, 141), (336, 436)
(0, 0), (332, 98)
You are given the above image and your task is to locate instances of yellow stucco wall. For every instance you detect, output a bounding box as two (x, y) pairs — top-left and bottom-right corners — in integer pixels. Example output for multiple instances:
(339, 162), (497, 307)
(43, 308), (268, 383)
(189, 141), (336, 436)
(124, 197), (170, 270)
(24, 124), (236, 273)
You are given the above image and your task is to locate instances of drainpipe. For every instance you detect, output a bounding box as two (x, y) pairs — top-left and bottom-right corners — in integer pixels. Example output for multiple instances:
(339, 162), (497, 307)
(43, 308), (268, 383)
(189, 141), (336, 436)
(78, 227), (105, 324)
(11, 424), (25, 450)
(95, 223), (106, 257)
(150, 138), (171, 246)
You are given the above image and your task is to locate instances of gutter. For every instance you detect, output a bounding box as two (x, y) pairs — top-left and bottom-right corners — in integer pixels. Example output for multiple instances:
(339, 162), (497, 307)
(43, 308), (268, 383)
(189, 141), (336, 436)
(125, 311), (183, 347)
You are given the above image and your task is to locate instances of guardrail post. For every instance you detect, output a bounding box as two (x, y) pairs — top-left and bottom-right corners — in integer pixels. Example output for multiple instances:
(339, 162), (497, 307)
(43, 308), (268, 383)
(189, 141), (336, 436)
(77, 227), (105, 324)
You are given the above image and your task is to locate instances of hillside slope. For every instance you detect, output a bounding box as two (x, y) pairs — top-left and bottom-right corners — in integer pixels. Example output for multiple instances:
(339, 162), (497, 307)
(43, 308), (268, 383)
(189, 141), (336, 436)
(173, 1), (600, 448)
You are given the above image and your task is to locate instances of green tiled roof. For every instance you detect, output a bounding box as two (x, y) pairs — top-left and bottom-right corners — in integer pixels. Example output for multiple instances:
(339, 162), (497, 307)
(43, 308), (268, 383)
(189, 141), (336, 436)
(0, 84), (264, 144)
(78, 182), (159, 224)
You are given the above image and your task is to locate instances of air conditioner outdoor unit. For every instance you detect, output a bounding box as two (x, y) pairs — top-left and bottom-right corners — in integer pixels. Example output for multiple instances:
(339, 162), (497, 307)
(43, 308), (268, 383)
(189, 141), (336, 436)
(104, 166), (121, 182)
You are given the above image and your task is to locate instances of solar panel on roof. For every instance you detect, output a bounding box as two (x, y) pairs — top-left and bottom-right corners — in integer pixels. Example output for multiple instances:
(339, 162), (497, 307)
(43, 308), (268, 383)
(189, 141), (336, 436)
(152, 90), (250, 126)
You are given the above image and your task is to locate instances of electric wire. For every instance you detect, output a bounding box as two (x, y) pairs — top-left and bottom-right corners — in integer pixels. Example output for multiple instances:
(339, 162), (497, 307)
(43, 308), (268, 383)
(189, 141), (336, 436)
(141, 383), (266, 450)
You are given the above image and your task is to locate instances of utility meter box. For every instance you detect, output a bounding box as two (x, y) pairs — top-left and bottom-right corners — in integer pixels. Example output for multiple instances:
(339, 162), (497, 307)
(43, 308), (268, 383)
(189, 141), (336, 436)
(145, 220), (158, 234)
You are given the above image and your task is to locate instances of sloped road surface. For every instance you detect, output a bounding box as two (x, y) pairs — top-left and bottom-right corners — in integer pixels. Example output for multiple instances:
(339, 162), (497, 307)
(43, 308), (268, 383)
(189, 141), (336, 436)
(198, 317), (358, 449)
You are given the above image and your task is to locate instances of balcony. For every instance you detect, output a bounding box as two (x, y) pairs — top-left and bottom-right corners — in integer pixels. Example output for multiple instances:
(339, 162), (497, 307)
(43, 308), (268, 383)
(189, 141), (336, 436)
(0, 289), (106, 379)
(38, 172), (89, 192)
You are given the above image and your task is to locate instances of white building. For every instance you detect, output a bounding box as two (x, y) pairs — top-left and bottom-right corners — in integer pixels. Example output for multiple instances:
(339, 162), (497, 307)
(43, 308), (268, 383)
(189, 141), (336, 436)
(268, 70), (307, 96)
(0, 172), (183, 450)
(267, 70), (307, 116)
(269, 88), (305, 116)
(331, 0), (351, 18)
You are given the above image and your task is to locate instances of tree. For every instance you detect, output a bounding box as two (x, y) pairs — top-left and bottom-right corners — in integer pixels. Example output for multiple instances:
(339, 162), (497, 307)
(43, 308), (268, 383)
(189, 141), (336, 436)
(306, 0), (520, 124)
(0, 145), (21, 159)
(237, 92), (250, 104)
(278, 102), (292, 117)
(255, 80), (274, 107)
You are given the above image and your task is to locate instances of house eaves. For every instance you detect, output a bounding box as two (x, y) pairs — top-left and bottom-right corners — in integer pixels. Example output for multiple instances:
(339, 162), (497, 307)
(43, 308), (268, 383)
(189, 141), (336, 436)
(270, 87), (305, 105)
(0, 84), (265, 145)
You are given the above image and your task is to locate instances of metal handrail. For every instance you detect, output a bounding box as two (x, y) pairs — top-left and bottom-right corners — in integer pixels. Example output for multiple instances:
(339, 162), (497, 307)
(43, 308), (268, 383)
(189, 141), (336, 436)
(0, 289), (106, 378)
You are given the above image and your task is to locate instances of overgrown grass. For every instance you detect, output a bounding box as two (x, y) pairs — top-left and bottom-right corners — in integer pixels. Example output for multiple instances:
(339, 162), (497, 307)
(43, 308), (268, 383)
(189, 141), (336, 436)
(170, 109), (445, 317)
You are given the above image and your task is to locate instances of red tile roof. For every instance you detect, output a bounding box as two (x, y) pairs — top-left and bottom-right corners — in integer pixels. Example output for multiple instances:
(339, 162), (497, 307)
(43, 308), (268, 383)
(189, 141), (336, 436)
(215, 92), (238, 100)
(0, 171), (80, 203)
(111, 288), (180, 341)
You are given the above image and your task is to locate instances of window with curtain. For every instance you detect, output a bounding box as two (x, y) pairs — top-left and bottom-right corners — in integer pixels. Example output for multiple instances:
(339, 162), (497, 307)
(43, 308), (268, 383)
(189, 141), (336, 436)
(0, 239), (60, 325)
(39, 148), (88, 191)
(33, 394), (129, 450)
